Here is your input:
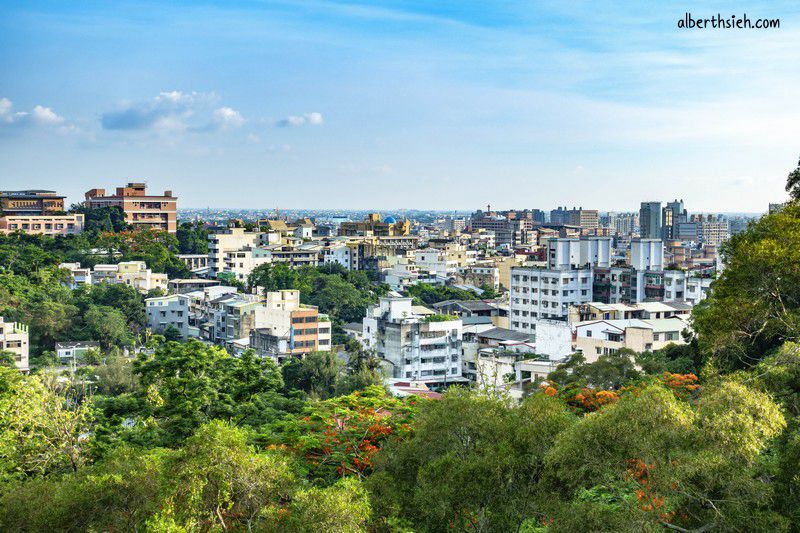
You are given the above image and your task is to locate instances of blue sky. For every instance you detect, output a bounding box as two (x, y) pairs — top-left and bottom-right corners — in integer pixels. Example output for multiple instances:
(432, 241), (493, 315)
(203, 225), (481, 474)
(1, 1), (799, 211)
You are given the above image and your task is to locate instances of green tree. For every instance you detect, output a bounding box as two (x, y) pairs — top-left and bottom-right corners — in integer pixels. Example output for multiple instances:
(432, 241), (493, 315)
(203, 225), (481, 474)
(786, 157), (800, 200)
(176, 221), (209, 254)
(0, 367), (94, 480)
(85, 305), (132, 350)
(693, 202), (800, 370)
(166, 421), (296, 531)
(282, 351), (344, 399)
(370, 389), (575, 532)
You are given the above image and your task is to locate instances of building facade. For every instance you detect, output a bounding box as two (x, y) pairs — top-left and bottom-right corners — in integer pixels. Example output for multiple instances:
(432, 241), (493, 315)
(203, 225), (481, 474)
(0, 190), (65, 215)
(362, 297), (465, 387)
(0, 214), (85, 236)
(0, 317), (29, 372)
(85, 182), (177, 232)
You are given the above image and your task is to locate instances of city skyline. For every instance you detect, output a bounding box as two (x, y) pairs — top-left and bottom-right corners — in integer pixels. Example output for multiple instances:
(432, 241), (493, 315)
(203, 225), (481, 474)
(2, 1), (799, 210)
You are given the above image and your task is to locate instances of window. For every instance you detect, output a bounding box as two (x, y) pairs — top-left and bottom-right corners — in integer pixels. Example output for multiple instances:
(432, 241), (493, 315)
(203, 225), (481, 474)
(586, 330), (592, 337)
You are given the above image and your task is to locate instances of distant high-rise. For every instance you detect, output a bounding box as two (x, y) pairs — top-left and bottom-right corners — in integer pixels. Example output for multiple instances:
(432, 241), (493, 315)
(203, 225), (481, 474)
(662, 199), (686, 240)
(639, 201), (662, 239)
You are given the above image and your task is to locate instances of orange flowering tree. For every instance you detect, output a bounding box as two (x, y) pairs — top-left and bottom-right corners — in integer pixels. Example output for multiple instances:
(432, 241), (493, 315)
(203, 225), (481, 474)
(264, 386), (417, 483)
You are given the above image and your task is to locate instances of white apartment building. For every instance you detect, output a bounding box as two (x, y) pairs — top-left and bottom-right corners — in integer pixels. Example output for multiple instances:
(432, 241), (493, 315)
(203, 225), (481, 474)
(222, 247), (272, 282)
(663, 271), (713, 305)
(323, 243), (355, 270)
(146, 294), (192, 339)
(0, 317), (29, 372)
(413, 242), (476, 278)
(509, 237), (611, 339)
(362, 297), (466, 388)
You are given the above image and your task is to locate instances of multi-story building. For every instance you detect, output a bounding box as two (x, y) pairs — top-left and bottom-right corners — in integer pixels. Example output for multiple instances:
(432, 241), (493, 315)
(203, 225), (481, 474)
(0, 214), (85, 236)
(568, 208), (599, 229)
(662, 199), (687, 240)
(639, 201), (662, 239)
(0, 190), (65, 215)
(0, 317), (29, 372)
(222, 247), (272, 282)
(414, 242), (476, 278)
(362, 297), (465, 388)
(696, 215), (730, 246)
(58, 262), (93, 289)
(469, 210), (534, 249)
(208, 227), (264, 277)
(85, 182), (177, 233)
(509, 237), (610, 338)
(146, 294), (192, 339)
(248, 290), (331, 362)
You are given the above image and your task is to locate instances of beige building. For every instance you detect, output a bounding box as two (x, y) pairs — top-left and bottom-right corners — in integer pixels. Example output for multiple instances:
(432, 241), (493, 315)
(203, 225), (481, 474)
(338, 213), (411, 237)
(249, 290), (332, 362)
(91, 261), (168, 293)
(0, 213), (84, 236)
(208, 227), (264, 277)
(574, 317), (688, 362)
(85, 182), (177, 233)
(0, 317), (29, 372)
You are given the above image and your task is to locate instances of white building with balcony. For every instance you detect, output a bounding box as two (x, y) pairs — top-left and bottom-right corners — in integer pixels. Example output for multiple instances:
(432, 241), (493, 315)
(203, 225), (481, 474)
(362, 297), (466, 388)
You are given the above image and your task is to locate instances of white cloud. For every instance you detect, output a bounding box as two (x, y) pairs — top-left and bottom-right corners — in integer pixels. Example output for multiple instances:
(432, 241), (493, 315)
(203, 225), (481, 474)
(101, 91), (219, 132)
(212, 106), (245, 129)
(276, 112), (324, 127)
(30, 105), (64, 125)
(0, 98), (12, 116)
(0, 97), (68, 130)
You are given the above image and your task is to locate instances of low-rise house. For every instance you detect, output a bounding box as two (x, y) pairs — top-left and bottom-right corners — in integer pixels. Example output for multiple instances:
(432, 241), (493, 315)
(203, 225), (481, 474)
(59, 262), (92, 289)
(55, 341), (100, 364)
(0, 317), (29, 372)
(574, 317), (688, 363)
(66, 261), (168, 293)
(0, 213), (85, 236)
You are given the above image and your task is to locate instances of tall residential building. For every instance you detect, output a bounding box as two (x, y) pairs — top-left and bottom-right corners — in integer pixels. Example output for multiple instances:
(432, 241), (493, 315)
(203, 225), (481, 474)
(469, 211), (534, 248)
(85, 182), (177, 233)
(509, 237), (611, 337)
(568, 208), (599, 229)
(362, 297), (465, 387)
(549, 207), (598, 229)
(662, 199), (687, 240)
(0, 190), (65, 216)
(696, 215), (730, 246)
(0, 317), (29, 372)
(639, 201), (662, 239)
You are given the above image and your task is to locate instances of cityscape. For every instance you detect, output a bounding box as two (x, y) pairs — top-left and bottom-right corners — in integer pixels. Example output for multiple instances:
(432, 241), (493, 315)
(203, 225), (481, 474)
(2, 1), (800, 532)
